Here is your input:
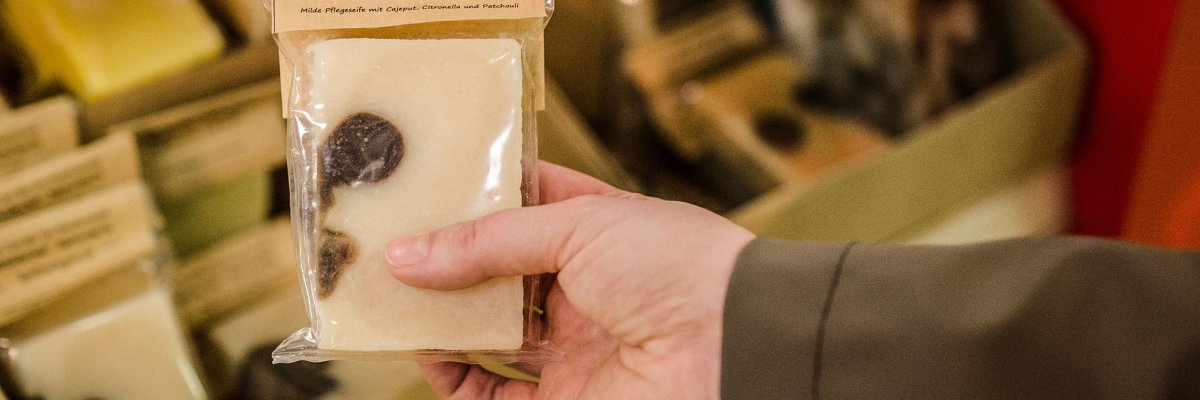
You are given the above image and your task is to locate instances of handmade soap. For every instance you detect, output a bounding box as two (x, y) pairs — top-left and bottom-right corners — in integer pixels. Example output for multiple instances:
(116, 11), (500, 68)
(211, 288), (433, 398)
(0, 97), (78, 177)
(304, 39), (526, 351)
(110, 82), (284, 255)
(110, 82), (285, 204)
(1, 0), (225, 103)
(174, 218), (296, 328)
(0, 132), (139, 224)
(0, 182), (159, 326)
(4, 288), (206, 399)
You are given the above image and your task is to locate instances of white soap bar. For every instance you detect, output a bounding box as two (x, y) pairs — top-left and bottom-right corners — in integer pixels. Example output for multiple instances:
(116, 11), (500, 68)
(305, 38), (526, 351)
(211, 288), (430, 398)
(10, 289), (206, 399)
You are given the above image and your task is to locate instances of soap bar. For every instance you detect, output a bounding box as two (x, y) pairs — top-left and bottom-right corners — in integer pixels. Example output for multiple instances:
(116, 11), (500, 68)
(174, 218), (296, 328)
(109, 81), (285, 204)
(108, 82), (284, 255)
(0, 181), (160, 327)
(3, 288), (207, 400)
(1, 0), (225, 103)
(304, 38), (526, 351)
(0, 132), (139, 224)
(210, 288), (432, 398)
(0, 96), (78, 177)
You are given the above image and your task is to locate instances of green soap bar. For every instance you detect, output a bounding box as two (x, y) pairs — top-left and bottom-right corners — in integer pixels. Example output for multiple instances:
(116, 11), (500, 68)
(161, 171), (270, 257)
(2, 0), (225, 103)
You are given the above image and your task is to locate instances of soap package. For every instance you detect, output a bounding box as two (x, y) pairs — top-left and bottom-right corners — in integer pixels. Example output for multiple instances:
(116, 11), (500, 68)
(0, 97), (78, 178)
(0, 260), (209, 400)
(0, 132), (140, 224)
(173, 218), (297, 330)
(269, 0), (557, 364)
(0, 181), (162, 327)
(107, 81), (285, 256)
(171, 217), (435, 398)
(0, 179), (209, 399)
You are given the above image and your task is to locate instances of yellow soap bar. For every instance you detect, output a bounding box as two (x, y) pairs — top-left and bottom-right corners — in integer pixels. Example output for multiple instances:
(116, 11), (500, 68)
(2, 0), (225, 103)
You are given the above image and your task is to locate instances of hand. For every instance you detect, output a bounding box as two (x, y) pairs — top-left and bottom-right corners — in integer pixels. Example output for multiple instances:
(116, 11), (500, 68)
(385, 162), (755, 399)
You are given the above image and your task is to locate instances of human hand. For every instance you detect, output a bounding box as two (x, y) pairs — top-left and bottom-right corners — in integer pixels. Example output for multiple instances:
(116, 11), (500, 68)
(385, 162), (755, 399)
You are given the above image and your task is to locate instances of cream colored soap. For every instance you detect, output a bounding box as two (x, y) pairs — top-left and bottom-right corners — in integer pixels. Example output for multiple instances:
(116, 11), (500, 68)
(212, 288), (432, 398)
(8, 289), (206, 400)
(305, 39), (526, 351)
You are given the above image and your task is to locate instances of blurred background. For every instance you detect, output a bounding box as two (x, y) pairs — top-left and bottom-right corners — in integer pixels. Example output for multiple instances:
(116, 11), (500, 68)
(0, 0), (1195, 398)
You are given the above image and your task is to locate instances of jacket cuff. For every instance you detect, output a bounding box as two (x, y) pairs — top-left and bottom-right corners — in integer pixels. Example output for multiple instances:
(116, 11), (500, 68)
(721, 238), (854, 399)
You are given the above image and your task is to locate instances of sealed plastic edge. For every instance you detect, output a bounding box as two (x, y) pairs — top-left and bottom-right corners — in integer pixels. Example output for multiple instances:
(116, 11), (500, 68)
(271, 326), (563, 365)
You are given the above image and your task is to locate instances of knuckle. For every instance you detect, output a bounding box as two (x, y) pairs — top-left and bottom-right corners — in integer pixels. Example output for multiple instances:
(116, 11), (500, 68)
(451, 219), (485, 252)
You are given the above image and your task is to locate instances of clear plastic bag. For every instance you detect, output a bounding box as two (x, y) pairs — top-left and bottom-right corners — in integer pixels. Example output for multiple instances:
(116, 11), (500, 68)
(268, 0), (559, 364)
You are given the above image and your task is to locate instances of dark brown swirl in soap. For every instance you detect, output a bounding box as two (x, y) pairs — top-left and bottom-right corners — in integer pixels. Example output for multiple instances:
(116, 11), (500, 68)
(318, 112), (405, 210)
(318, 228), (357, 299)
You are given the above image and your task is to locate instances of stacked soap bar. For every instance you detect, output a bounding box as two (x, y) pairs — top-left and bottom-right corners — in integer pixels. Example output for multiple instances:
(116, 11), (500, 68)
(4, 287), (207, 399)
(0, 132), (139, 224)
(0, 182), (160, 326)
(1, 0), (225, 103)
(304, 38), (526, 351)
(108, 82), (284, 255)
(0, 97), (78, 177)
(211, 287), (433, 398)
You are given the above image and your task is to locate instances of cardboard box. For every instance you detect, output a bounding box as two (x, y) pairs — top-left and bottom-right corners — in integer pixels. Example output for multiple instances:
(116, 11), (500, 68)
(728, 0), (1089, 242)
(675, 52), (894, 200)
(907, 166), (1070, 245)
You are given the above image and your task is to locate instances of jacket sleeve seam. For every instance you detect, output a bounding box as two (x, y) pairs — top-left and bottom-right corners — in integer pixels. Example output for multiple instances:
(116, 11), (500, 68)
(811, 241), (858, 400)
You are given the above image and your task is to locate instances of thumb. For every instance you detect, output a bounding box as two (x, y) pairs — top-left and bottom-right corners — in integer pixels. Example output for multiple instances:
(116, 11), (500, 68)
(385, 199), (592, 290)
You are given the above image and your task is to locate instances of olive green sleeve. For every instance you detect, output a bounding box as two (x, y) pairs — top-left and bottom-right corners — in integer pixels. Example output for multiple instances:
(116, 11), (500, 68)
(721, 236), (1200, 399)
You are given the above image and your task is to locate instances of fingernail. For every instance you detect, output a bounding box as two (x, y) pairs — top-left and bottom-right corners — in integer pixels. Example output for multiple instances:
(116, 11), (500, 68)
(386, 236), (429, 267)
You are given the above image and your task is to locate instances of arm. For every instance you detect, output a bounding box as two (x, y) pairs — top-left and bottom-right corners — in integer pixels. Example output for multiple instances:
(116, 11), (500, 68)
(723, 237), (1200, 399)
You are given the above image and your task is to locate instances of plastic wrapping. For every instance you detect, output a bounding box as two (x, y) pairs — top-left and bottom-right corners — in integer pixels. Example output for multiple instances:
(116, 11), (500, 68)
(269, 0), (558, 364)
